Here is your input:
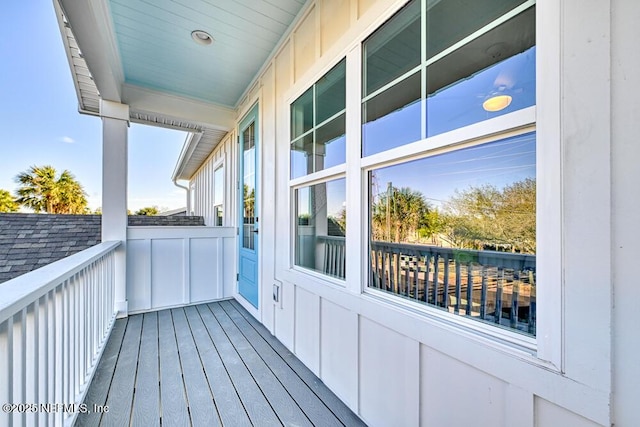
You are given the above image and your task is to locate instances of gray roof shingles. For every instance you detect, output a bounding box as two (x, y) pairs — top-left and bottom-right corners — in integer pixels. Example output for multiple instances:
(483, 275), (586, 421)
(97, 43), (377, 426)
(0, 213), (205, 284)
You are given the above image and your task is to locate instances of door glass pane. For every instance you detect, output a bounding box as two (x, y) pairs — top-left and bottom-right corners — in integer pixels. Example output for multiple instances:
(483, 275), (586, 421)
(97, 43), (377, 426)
(295, 178), (347, 279)
(242, 123), (256, 250)
(363, 0), (421, 97)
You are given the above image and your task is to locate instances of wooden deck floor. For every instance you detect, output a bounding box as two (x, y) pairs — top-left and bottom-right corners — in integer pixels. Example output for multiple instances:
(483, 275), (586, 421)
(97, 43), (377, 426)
(77, 299), (365, 427)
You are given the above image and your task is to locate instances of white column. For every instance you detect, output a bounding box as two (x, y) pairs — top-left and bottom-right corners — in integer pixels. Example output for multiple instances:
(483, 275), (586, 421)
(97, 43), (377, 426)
(100, 100), (129, 318)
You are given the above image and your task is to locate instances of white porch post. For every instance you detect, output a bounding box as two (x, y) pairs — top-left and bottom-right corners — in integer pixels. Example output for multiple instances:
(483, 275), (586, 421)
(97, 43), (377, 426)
(100, 100), (129, 318)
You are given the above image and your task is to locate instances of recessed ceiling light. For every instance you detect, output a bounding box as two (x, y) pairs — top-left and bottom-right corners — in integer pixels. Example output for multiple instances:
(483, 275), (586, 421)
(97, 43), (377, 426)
(191, 30), (213, 46)
(483, 94), (512, 112)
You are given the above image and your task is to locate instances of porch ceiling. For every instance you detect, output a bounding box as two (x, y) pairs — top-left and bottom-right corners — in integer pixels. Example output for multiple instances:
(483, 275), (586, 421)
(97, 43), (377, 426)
(55, 0), (306, 178)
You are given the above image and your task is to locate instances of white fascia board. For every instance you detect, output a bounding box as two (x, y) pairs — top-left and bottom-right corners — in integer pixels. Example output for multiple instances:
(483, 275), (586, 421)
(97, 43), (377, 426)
(52, 0), (92, 113)
(57, 0), (124, 102)
(122, 84), (236, 131)
(172, 132), (203, 182)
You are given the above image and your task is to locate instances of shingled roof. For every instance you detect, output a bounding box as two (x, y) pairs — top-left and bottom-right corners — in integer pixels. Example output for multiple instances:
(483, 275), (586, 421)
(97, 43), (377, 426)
(0, 213), (205, 283)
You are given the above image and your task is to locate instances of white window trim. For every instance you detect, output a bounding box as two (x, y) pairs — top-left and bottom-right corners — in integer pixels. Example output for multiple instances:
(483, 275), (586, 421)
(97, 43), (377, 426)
(284, 0), (562, 368)
(287, 57), (349, 283)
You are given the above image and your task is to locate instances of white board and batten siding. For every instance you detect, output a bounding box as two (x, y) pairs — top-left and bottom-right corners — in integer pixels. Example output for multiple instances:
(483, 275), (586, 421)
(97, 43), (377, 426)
(186, 0), (638, 426)
(191, 132), (237, 227)
(126, 226), (235, 313)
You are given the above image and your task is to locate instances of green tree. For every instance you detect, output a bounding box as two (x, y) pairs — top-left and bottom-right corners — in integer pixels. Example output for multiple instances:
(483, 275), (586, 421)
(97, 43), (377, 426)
(15, 165), (88, 214)
(135, 206), (159, 216)
(0, 189), (19, 212)
(442, 178), (536, 253)
(371, 186), (434, 242)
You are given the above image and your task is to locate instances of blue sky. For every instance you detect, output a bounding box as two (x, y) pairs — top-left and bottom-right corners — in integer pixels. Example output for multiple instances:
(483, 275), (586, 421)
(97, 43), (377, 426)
(0, 1), (188, 212)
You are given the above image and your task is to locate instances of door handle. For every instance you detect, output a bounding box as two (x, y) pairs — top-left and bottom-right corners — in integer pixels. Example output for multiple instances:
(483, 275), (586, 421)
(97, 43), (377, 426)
(252, 229), (259, 234)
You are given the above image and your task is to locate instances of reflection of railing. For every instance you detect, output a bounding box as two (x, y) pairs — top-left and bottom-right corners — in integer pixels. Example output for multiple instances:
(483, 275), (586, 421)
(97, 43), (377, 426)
(0, 242), (120, 426)
(370, 241), (536, 336)
(317, 235), (346, 279)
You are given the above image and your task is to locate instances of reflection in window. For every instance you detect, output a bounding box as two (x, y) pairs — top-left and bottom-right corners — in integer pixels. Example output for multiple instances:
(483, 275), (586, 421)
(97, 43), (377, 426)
(368, 133), (536, 336)
(291, 60), (346, 178)
(213, 165), (223, 226)
(242, 123), (256, 250)
(426, 7), (535, 137)
(295, 178), (346, 279)
(362, 0), (535, 156)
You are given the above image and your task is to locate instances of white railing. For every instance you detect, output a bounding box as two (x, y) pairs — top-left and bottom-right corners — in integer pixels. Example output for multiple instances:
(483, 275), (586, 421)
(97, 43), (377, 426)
(0, 241), (120, 427)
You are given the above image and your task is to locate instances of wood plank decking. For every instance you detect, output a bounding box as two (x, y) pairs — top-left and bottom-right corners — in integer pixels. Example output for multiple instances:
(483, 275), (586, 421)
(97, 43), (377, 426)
(77, 300), (365, 427)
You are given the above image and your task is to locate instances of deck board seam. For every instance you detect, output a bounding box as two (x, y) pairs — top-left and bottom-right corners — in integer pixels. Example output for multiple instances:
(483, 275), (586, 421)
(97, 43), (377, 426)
(169, 308), (195, 426)
(191, 304), (254, 426)
(227, 299), (365, 426)
(218, 301), (322, 426)
(98, 317), (129, 426)
(206, 302), (287, 426)
(181, 306), (224, 425)
(128, 314), (146, 426)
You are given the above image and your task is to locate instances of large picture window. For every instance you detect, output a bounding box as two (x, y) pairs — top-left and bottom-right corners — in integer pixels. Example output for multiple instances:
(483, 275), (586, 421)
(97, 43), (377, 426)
(291, 59), (347, 280)
(363, 0), (536, 336)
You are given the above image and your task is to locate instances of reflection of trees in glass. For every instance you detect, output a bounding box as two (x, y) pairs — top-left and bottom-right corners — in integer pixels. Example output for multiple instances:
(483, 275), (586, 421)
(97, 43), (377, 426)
(443, 178), (536, 253)
(371, 185), (436, 243)
(243, 184), (255, 223)
(328, 206), (346, 236)
(371, 178), (536, 253)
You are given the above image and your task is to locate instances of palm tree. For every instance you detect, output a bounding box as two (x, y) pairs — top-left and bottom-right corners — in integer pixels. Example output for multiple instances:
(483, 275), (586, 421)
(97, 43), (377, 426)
(15, 165), (88, 214)
(0, 189), (19, 212)
(371, 185), (432, 242)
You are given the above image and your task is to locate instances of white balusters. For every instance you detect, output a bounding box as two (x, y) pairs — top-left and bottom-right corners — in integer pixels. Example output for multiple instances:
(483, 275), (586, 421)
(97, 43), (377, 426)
(0, 241), (120, 427)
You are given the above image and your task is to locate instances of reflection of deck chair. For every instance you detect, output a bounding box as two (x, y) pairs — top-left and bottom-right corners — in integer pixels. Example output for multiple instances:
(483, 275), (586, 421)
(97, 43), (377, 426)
(448, 295), (480, 315)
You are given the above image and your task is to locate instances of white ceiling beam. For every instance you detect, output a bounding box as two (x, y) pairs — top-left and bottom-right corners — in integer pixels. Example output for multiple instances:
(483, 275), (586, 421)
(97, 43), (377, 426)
(122, 84), (237, 131)
(57, 0), (124, 102)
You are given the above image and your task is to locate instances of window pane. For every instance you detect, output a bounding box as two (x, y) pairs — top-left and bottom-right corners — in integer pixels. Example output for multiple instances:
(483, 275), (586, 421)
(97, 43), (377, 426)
(426, 0), (527, 60)
(291, 88), (313, 140)
(214, 206), (223, 226)
(213, 166), (223, 206)
(316, 60), (346, 124)
(291, 113), (346, 179)
(362, 71), (421, 156)
(363, 0), (421, 96)
(316, 113), (346, 170)
(295, 178), (346, 279)
(291, 133), (314, 179)
(368, 133), (536, 336)
(426, 7), (535, 137)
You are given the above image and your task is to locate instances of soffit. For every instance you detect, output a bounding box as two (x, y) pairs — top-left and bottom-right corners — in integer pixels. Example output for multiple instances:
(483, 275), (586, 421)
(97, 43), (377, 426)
(107, 0), (305, 107)
(173, 127), (229, 181)
(57, 0), (306, 180)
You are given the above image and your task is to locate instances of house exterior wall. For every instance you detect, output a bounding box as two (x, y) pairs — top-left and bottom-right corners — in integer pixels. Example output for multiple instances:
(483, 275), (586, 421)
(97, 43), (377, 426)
(189, 0), (639, 425)
(191, 132), (237, 227)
